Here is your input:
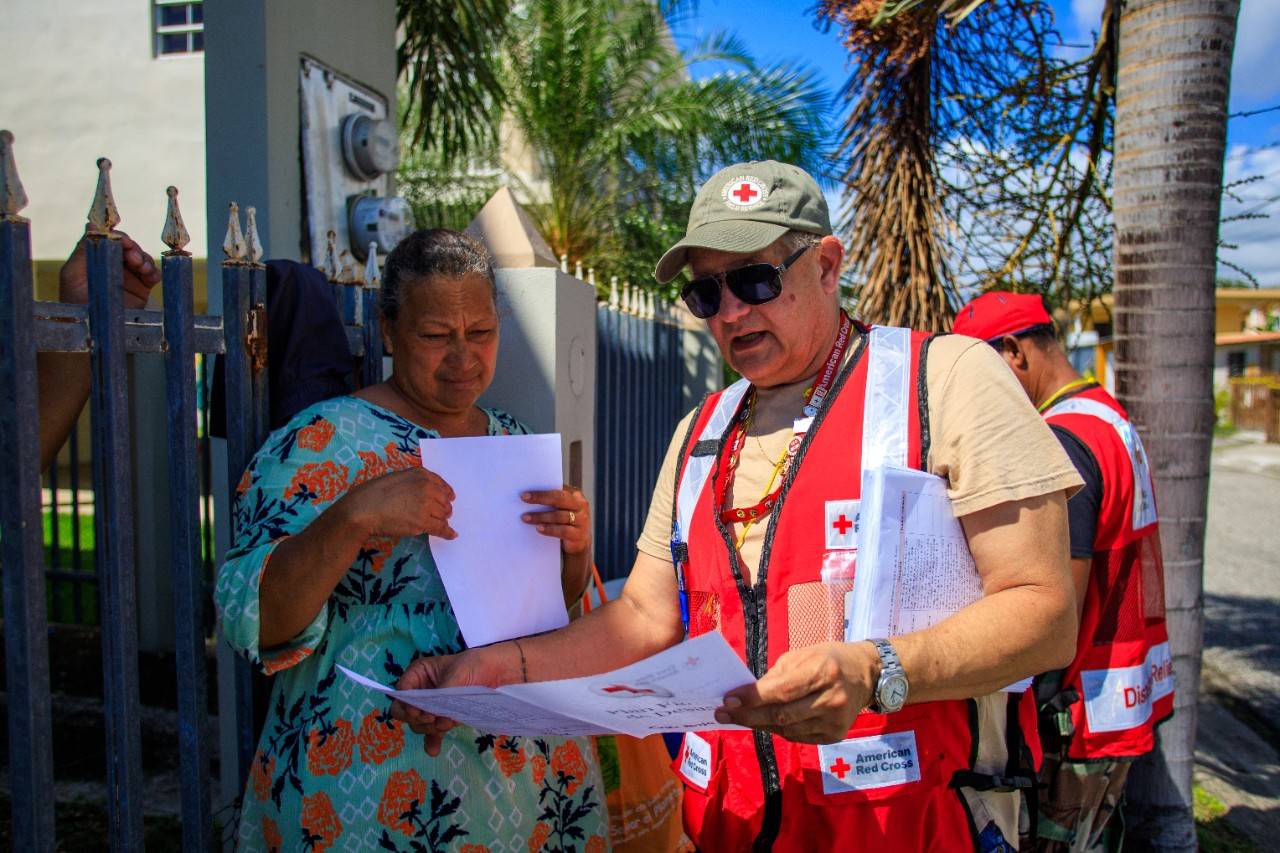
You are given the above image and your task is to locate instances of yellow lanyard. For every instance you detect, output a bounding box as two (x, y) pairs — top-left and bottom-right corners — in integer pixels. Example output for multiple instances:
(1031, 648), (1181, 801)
(1038, 378), (1094, 414)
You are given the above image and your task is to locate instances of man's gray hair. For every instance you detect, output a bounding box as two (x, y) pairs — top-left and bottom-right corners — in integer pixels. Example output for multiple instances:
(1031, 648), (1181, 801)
(381, 228), (497, 323)
(781, 229), (824, 253)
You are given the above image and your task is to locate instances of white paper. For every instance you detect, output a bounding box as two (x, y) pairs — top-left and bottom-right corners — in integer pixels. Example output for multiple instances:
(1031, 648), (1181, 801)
(848, 466), (1032, 694)
(340, 631), (757, 738)
(418, 433), (569, 648)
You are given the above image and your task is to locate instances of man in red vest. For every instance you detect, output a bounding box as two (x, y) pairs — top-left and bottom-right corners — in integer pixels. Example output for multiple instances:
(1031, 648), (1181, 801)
(396, 163), (1084, 851)
(953, 293), (1174, 853)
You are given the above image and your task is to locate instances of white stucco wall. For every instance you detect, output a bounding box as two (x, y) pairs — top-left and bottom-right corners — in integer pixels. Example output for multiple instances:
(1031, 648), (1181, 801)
(0, 0), (206, 261)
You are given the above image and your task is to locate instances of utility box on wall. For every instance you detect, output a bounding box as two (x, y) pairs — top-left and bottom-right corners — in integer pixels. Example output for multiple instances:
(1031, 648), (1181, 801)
(480, 268), (598, 517)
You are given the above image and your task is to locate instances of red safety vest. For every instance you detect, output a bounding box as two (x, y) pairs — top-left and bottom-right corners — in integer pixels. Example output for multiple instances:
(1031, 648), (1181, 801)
(1043, 385), (1174, 760)
(670, 326), (1037, 852)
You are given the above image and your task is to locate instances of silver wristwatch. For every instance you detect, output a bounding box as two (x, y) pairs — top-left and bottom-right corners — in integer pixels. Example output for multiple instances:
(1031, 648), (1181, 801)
(867, 638), (909, 714)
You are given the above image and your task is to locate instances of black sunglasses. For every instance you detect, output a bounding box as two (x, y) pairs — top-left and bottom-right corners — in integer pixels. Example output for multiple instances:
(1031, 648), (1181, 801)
(680, 244), (813, 319)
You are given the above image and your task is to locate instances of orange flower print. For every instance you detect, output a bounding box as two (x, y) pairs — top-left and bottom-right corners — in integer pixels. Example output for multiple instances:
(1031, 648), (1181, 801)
(359, 536), (398, 574)
(494, 737), (527, 778)
(249, 751), (275, 801)
(262, 816), (283, 853)
(527, 822), (551, 853)
(460, 846), (492, 853)
(384, 441), (420, 472)
(378, 769), (427, 836)
(262, 645), (314, 675)
(531, 754), (547, 786)
(297, 418), (336, 452)
(585, 837), (607, 853)
(284, 461), (349, 504)
(301, 791), (343, 852)
(357, 708), (404, 765)
(236, 469), (254, 496)
(306, 719), (354, 776)
(353, 450), (390, 485)
(551, 740), (588, 795)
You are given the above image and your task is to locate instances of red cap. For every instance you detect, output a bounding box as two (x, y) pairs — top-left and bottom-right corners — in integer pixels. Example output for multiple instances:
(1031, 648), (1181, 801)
(952, 292), (1052, 341)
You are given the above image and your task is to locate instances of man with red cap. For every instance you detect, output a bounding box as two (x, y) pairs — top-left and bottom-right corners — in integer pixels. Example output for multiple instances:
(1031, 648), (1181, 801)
(954, 292), (1174, 853)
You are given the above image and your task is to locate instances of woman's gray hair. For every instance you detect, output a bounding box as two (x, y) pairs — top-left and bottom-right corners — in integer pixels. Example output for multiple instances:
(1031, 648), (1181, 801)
(380, 228), (497, 323)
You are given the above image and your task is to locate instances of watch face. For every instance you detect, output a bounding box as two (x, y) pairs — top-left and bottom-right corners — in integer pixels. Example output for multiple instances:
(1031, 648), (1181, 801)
(881, 674), (909, 712)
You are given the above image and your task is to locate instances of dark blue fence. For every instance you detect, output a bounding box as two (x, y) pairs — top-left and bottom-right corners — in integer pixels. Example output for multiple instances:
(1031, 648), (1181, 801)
(0, 138), (383, 851)
(593, 285), (687, 581)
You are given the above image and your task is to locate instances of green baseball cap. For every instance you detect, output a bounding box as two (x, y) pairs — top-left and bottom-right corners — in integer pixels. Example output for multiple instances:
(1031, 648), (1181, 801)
(654, 160), (831, 283)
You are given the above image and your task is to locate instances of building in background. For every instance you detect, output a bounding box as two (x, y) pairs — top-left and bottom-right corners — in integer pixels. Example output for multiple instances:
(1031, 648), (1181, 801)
(0, 0), (209, 303)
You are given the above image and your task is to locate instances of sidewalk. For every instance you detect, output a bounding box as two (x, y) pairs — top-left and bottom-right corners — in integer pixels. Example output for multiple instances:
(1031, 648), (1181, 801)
(1194, 432), (1280, 843)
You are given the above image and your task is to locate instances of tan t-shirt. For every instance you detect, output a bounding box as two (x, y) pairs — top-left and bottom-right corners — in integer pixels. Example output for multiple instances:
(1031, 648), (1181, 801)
(636, 334), (1082, 580)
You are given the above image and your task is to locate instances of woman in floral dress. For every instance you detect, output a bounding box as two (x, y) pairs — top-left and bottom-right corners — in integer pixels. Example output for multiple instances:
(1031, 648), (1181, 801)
(216, 229), (608, 853)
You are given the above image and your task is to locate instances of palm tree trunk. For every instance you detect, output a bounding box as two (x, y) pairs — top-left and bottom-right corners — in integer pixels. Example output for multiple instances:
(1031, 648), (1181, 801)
(1111, 1), (1239, 848)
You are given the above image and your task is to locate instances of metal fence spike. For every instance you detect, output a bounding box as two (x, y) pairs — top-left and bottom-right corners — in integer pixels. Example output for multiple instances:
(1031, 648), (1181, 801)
(244, 206), (263, 264)
(588, 267), (596, 287)
(222, 202), (246, 262)
(609, 276), (619, 310)
(365, 242), (380, 287)
(0, 130), (29, 221)
(161, 186), (191, 255)
(575, 260), (583, 280)
(337, 250), (359, 284)
(87, 158), (121, 236)
(560, 253), (568, 274)
(322, 230), (339, 280)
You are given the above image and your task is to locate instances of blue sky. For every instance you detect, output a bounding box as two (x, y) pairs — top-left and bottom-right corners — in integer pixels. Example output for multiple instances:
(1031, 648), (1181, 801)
(677, 0), (1280, 282)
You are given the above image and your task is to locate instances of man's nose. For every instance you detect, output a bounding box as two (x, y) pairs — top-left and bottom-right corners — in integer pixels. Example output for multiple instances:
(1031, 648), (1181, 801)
(715, 283), (752, 324)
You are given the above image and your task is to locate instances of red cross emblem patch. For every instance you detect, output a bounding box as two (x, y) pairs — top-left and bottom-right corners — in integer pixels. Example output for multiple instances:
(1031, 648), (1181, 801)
(824, 499), (860, 549)
(722, 175), (767, 209)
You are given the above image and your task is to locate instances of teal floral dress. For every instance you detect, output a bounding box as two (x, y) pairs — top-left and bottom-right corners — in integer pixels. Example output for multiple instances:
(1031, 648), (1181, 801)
(215, 396), (608, 853)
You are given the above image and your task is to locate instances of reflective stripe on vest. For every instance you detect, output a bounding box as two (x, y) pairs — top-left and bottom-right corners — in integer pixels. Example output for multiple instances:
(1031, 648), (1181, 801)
(862, 326), (912, 469)
(1043, 396), (1157, 531)
(674, 378), (749, 542)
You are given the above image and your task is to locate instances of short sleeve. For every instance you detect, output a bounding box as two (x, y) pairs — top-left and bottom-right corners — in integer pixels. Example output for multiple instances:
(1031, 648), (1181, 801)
(1050, 425), (1103, 558)
(635, 409), (697, 563)
(214, 412), (347, 675)
(926, 337), (1083, 516)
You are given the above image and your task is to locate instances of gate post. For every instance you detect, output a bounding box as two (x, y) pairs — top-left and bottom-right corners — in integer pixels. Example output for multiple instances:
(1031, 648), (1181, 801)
(85, 159), (146, 850)
(0, 129), (56, 852)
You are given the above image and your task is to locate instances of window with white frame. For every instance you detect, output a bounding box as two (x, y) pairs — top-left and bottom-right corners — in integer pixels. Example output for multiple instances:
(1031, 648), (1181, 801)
(154, 1), (203, 56)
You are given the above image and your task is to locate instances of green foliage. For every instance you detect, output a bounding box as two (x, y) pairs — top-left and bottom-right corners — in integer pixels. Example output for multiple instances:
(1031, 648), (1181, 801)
(397, 0), (832, 294)
(1193, 784), (1259, 852)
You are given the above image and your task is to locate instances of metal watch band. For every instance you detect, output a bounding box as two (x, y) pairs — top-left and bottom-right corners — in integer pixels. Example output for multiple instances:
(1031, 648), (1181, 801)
(868, 638), (906, 714)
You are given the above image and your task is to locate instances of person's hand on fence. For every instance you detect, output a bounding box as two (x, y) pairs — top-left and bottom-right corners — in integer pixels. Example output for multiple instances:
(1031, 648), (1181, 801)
(342, 466), (457, 540)
(58, 230), (161, 308)
(714, 641), (877, 744)
(391, 642), (523, 755)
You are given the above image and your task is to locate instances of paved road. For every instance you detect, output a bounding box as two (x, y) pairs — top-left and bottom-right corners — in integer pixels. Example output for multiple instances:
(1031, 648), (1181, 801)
(1203, 437), (1280, 741)
(1195, 435), (1280, 842)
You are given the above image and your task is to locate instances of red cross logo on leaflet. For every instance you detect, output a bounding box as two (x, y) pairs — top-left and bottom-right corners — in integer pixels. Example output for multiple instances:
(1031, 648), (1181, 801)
(829, 757), (852, 780)
(732, 183), (758, 203)
(832, 515), (854, 535)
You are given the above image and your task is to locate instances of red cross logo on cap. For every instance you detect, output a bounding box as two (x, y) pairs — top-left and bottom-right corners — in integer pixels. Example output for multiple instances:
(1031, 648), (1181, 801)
(723, 176), (766, 208)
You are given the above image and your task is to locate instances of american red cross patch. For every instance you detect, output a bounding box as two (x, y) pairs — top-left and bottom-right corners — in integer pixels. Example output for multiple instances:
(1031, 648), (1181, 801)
(721, 175), (767, 209)
(824, 499), (860, 549)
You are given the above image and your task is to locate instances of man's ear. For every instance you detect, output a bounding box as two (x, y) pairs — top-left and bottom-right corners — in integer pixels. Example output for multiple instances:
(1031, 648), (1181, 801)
(816, 235), (845, 296)
(1000, 335), (1029, 371)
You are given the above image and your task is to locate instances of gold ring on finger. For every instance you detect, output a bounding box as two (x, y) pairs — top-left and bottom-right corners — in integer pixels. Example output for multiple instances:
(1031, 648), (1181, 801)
(568, 510), (576, 525)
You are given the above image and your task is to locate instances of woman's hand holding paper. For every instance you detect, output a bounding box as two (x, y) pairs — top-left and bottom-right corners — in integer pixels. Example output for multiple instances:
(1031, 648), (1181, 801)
(344, 466), (458, 540)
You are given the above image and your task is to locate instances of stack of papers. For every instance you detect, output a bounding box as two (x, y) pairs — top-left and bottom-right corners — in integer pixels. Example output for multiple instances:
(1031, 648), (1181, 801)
(341, 631), (756, 738)
(848, 465), (1033, 694)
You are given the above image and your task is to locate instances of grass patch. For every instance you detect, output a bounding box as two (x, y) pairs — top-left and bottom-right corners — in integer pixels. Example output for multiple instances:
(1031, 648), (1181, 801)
(1194, 784), (1259, 852)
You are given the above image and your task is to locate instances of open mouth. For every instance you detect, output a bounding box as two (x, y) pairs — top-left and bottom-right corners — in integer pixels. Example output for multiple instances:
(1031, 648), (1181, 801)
(730, 331), (768, 351)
